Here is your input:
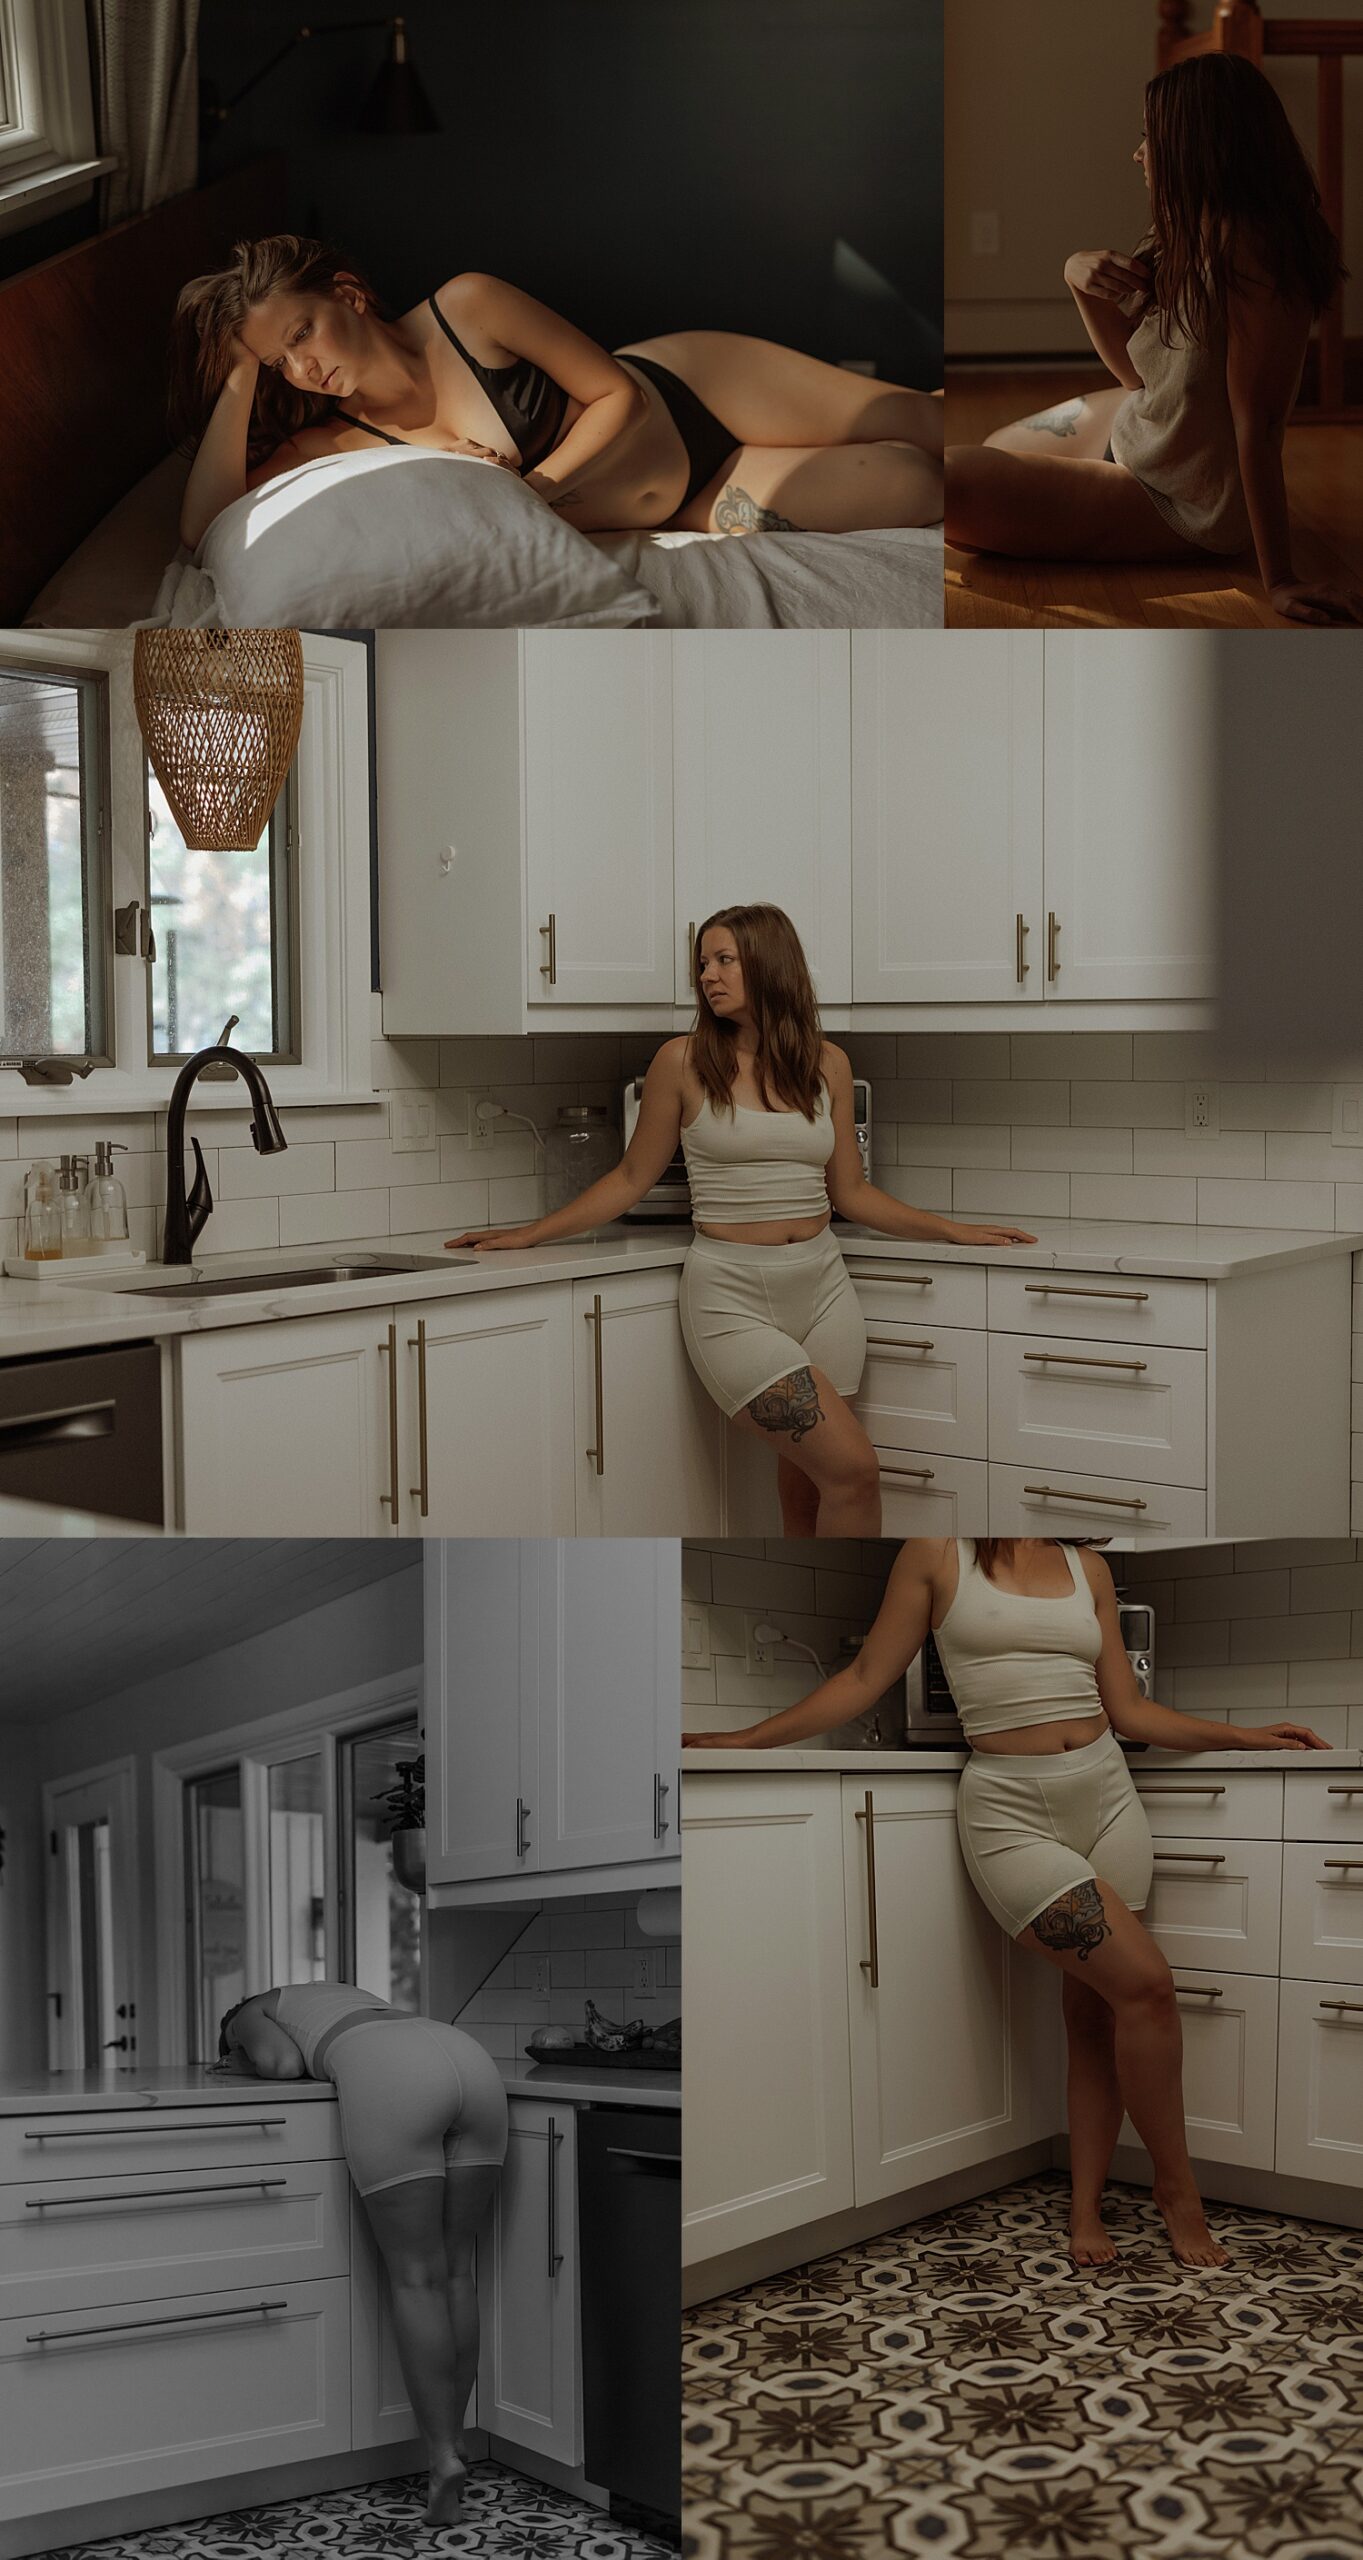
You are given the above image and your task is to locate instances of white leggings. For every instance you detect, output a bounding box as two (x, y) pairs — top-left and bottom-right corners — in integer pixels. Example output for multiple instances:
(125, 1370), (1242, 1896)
(678, 1228), (867, 1418)
(956, 1728), (1154, 1939)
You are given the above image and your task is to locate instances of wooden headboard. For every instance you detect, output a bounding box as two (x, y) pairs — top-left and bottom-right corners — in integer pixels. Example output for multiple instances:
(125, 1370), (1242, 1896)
(0, 155), (287, 625)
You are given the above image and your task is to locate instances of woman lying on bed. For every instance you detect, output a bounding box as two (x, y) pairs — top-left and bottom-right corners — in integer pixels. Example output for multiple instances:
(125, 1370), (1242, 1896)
(171, 235), (944, 549)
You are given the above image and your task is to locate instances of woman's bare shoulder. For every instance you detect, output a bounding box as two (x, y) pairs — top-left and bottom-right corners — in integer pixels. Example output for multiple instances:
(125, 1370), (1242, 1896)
(820, 1040), (852, 1084)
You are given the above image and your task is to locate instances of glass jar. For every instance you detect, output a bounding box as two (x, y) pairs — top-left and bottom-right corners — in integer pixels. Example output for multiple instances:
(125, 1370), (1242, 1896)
(23, 1161), (61, 1260)
(544, 1105), (619, 1222)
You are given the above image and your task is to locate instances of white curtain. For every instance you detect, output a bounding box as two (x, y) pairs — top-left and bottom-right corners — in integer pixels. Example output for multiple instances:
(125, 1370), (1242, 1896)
(87, 0), (202, 224)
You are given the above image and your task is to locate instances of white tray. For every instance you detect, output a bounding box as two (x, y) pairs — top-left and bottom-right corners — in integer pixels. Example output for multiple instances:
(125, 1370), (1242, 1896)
(4, 1249), (146, 1282)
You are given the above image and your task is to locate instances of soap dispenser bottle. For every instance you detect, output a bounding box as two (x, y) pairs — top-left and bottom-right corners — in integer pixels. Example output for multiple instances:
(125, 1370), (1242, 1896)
(22, 1160), (61, 1260)
(86, 1140), (130, 1245)
(56, 1154), (92, 1254)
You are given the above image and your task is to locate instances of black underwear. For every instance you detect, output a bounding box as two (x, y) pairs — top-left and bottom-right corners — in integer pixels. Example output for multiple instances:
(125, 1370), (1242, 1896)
(620, 355), (741, 511)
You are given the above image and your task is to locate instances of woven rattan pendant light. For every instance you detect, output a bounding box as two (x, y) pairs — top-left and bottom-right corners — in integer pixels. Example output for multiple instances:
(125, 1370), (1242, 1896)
(133, 630), (305, 852)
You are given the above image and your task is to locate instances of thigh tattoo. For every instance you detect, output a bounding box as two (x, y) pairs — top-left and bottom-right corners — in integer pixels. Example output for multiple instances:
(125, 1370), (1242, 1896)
(715, 482), (801, 534)
(746, 1367), (824, 1446)
(1024, 399), (1083, 439)
(1032, 1880), (1111, 1963)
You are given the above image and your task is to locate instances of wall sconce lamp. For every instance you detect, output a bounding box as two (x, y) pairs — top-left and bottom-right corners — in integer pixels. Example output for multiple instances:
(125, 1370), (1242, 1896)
(208, 14), (441, 138)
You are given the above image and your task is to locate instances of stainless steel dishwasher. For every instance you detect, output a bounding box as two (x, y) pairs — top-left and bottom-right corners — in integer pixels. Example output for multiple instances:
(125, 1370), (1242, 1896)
(576, 2104), (681, 2540)
(0, 1341), (163, 1523)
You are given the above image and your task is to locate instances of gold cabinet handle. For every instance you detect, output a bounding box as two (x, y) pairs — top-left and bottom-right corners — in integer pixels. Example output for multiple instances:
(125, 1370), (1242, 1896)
(539, 913), (557, 984)
(1023, 1482), (1148, 1511)
(687, 920), (696, 985)
(407, 1317), (429, 1517)
(855, 1789), (880, 1989)
(379, 1322), (400, 1524)
(1023, 1350), (1148, 1373)
(1047, 910), (1060, 980)
(1319, 1999), (1363, 2015)
(1015, 912), (1029, 984)
(1172, 1982), (1224, 1998)
(1138, 1784), (1226, 1797)
(846, 1266), (934, 1288)
(1024, 1284), (1150, 1305)
(584, 1292), (605, 1475)
(1327, 1784), (1363, 1795)
(1322, 1859), (1363, 1876)
(879, 1464), (937, 1483)
(1152, 1851), (1226, 1866)
(865, 1334), (935, 1352)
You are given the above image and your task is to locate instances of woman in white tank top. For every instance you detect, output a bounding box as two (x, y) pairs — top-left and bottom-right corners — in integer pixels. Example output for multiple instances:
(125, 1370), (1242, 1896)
(686, 1536), (1328, 2268)
(946, 53), (1360, 629)
(447, 905), (1033, 1538)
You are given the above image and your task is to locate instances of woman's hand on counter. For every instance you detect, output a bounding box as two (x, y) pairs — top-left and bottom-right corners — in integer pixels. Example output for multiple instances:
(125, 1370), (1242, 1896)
(946, 1220), (1038, 1247)
(683, 1729), (764, 1749)
(1233, 1722), (1332, 1751)
(444, 1224), (546, 1252)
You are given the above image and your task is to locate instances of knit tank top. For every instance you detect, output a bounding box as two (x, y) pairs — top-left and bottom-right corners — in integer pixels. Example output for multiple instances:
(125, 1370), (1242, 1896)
(933, 1540), (1104, 1739)
(273, 1982), (395, 2075)
(680, 1090), (834, 1226)
(1110, 301), (1258, 555)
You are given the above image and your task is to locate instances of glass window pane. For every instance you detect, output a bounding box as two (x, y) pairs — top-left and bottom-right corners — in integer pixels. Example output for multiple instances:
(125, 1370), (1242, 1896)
(343, 1726), (421, 2009)
(75, 1818), (116, 2069)
(185, 1768), (245, 2064)
(147, 772), (292, 1059)
(0, 669), (106, 1057)
(268, 1756), (327, 1986)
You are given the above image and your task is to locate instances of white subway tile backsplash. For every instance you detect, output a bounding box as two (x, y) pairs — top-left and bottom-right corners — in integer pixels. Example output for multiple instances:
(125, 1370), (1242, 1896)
(278, 1187), (391, 1246)
(953, 1081), (1069, 1127)
(1195, 1178), (1335, 1231)
(895, 1123), (1011, 1169)
(1069, 1174), (1198, 1225)
(218, 1142), (335, 1199)
(1130, 1131), (1266, 1181)
(895, 1034), (1012, 1080)
(1221, 1085), (1335, 1133)
(1011, 1127), (1133, 1176)
(1070, 1082), (1184, 1129)
(1009, 1033), (1133, 1081)
(194, 1198), (281, 1257)
(952, 1170), (1071, 1218)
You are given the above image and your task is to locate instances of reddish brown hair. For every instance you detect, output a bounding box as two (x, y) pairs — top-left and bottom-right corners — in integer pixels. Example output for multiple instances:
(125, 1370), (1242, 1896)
(169, 234), (384, 464)
(689, 905), (824, 1120)
(1142, 53), (1344, 346)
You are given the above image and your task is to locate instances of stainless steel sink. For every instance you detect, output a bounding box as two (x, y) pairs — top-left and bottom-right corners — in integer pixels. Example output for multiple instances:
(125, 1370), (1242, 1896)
(123, 1255), (450, 1301)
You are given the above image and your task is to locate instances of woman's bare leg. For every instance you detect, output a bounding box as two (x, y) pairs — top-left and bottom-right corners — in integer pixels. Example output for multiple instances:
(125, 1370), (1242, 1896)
(776, 1453), (822, 1536)
(730, 1365), (882, 1535)
(362, 2175), (470, 2518)
(441, 2162), (502, 2479)
(625, 331), (943, 456)
(946, 443), (1213, 563)
(678, 440), (943, 534)
(983, 384), (1128, 461)
(1017, 1880), (1228, 2268)
(1062, 1974), (1124, 2264)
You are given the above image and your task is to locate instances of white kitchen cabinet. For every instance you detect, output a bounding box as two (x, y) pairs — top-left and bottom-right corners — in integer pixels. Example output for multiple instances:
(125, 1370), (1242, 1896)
(0, 2160), (350, 2324)
(1280, 1840), (1363, 1985)
(1275, 1977), (1363, 2188)
(672, 634), (852, 1001)
(855, 1324), (989, 1463)
(573, 1269), (724, 1536)
(1142, 1836), (1283, 1976)
(1121, 1967), (1280, 2173)
(350, 2193), (424, 2451)
(425, 1541), (540, 1890)
(478, 2100), (581, 2466)
(414, 1284), (576, 1537)
(1042, 635), (1217, 1003)
(681, 1775), (854, 2263)
(523, 636), (675, 1007)
(987, 1333), (1208, 1492)
(876, 1452), (990, 1535)
(851, 633), (1044, 1006)
(176, 1313), (394, 1537)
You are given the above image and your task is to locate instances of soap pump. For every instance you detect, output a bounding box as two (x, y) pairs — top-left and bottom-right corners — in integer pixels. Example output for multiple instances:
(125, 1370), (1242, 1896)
(56, 1155), (92, 1254)
(86, 1140), (130, 1245)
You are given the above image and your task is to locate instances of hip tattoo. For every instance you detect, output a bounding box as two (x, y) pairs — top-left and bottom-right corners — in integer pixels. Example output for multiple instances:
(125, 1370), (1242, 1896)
(1030, 1879), (1110, 1962)
(746, 1366), (824, 1445)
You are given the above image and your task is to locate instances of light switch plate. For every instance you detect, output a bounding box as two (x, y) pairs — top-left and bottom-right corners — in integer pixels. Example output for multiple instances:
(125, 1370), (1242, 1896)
(392, 1094), (434, 1154)
(1332, 1086), (1363, 1146)
(681, 1607), (711, 1670)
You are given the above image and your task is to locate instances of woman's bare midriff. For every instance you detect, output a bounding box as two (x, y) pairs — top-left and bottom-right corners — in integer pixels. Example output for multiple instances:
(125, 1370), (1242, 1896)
(697, 1214), (832, 1247)
(971, 1711), (1111, 1758)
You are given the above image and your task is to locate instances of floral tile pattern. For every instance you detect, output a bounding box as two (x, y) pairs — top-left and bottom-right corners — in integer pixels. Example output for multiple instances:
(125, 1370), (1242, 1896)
(683, 2174), (1363, 2560)
(47, 2461), (678, 2559)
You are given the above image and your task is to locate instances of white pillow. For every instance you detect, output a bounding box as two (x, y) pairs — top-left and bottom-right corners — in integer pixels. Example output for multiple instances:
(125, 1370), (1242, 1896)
(193, 446), (660, 629)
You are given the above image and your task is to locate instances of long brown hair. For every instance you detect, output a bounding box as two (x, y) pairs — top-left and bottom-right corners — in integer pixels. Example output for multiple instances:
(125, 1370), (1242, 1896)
(1142, 53), (1345, 346)
(973, 1538), (1108, 1583)
(689, 905), (825, 1120)
(168, 234), (384, 464)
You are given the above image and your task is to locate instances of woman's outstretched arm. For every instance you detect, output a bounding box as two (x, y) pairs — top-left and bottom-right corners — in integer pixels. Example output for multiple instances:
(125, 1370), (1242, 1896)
(684, 1540), (939, 1748)
(180, 354), (262, 547)
(1086, 1555), (1328, 1751)
(1227, 275), (1363, 626)
(1062, 252), (1149, 389)
(822, 1046), (1036, 1249)
(434, 273), (645, 512)
(444, 1038), (687, 1251)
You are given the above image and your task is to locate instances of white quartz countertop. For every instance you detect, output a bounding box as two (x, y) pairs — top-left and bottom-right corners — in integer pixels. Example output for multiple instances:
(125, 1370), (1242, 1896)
(683, 1746), (1363, 1774)
(1, 1215), (1357, 1363)
(506, 2062), (680, 2110)
(0, 2058), (681, 2115)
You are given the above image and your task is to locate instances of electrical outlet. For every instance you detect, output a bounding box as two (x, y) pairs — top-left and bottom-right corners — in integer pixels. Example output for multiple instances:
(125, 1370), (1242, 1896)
(971, 210), (1001, 257)
(1333, 1086), (1363, 1146)
(1184, 1082), (1219, 1136)
(632, 1950), (657, 1996)
(744, 1615), (775, 1675)
(467, 1091), (498, 1151)
(392, 1093), (434, 1155)
(529, 1956), (550, 1996)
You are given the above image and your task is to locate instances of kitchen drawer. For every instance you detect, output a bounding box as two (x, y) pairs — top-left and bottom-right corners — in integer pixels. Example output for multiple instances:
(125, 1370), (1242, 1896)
(1143, 1835), (1282, 1976)
(987, 1464), (1206, 1540)
(0, 2103), (344, 2188)
(844, 1261), (987, 1331)
(1275, 1976), (1363, 2188)
(0, 2158), (351, 2323)
(876, 1451), (988, 1534)
(855, 1323), (988, 1460)
(1132, 1771), (1283, 1842)
(987, 1268), (1206, 1350)
(1280, 1839), (1363, 1983)
(1121, 1966), (1278, 2173)
(1283, 1773), (1363, 1846)
(987, 1334), (1206, 1489)
(0, 2275), (352, 2522)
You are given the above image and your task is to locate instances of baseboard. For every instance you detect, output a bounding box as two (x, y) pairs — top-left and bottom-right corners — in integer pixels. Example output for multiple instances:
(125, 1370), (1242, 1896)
(1100, 2139), (1363, 2233)
(0, 2441), (425, 2560)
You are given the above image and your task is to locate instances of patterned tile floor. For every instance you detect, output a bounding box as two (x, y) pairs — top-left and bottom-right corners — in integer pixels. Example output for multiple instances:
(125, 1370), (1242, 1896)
(48, 2460), (679, 2558)
(683, 2174), (1363, 2560)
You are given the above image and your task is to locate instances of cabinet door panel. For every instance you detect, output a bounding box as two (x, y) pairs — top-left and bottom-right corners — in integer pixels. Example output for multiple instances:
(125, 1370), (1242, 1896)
(424, 1542), (539, 1887)
(1275, 1977), (1363, 2188)
(851, 633), (1044, 1004)
(682, 1777), (853, 2263)
(537, 1541), (679, 1871)
(1143, 1837), (1282, 1976)
(177, 1316), (390, 1536)
(1119, 1968), (1279, 2172)
(876, 1452), (989, 1535)
(987, 1463), (1206, 1540)
(0, 2161), (349, 2324)
(1283, 1777), (1363, 1846)
(413, 1285), (576, 1536)
(350, 2190), (427, 2449)
(855, 1322), (989, 1460)
(523, 635), (674, 1005)
(477, 2102), (580, 2465)
(1280, 1840), (1363, 1984)
(1043, 635), (1217, 1002)
(673, 634), (851, 1000)
(987, 1334), (1207, 1489)
(574, 1271), (723, 1536)
(1131, 1774), (1283, 1844)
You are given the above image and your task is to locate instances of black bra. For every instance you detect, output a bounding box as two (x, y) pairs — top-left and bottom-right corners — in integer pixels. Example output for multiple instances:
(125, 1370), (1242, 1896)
(335, 294), (568, 468)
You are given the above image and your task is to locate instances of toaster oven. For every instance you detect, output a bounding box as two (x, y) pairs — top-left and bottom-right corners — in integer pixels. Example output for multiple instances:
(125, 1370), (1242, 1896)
(621, 1077), (873, 1221)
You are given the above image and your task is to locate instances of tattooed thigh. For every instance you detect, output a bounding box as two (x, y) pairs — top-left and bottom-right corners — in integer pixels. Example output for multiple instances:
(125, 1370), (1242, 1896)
(1030, 1879), (1111, 1963)
(1024, 399), (1084, 439)
(746, 1367), (825, 1446)
(715, 481), (801, 534)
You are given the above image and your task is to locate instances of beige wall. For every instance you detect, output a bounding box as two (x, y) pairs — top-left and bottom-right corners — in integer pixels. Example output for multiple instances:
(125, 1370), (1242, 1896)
(946, 0), (1363, 355)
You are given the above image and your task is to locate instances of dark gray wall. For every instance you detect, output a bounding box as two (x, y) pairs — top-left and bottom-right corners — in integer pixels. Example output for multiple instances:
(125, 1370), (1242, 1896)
(199, 0), (942, 383)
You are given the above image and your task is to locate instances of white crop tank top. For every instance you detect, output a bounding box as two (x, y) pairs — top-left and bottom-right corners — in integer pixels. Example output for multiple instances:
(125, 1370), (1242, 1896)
(932, 1540), (1104, 1739)
(273, 1982), (394, 2074)
(680, 1088), (834, 1226)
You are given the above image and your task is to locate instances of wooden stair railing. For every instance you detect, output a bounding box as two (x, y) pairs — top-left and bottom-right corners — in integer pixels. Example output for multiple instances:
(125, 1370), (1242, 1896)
(1158, 0), (1362, 418)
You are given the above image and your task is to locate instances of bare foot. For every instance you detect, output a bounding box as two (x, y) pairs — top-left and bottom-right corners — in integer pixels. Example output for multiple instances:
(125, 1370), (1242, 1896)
(426, 2458), (468, 2525)
(1069, 2209), (1117, 2267)
(1153, 2182), (1230, 2268)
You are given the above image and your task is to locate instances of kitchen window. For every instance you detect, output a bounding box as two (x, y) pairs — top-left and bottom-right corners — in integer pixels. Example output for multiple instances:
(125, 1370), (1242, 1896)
(0, 0), (115, 237)
(0, 663), (111, 1068)
(148, 765), (300, 1065)
(183, 1764), (246, 2067)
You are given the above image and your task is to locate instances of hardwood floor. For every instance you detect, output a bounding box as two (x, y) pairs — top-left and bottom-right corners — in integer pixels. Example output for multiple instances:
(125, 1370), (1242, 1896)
(946, 365), (1363, 629)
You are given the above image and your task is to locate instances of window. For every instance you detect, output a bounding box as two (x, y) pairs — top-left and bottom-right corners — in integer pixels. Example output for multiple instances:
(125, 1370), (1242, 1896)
(0, 0), (114, 237)
(339, 1719), (422, 2008)
(184, 1766), (246, 2063)
(0, 664), (110, 1063)
(147, 765), (300, 1063)
(267, 1755), (327, 1985)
